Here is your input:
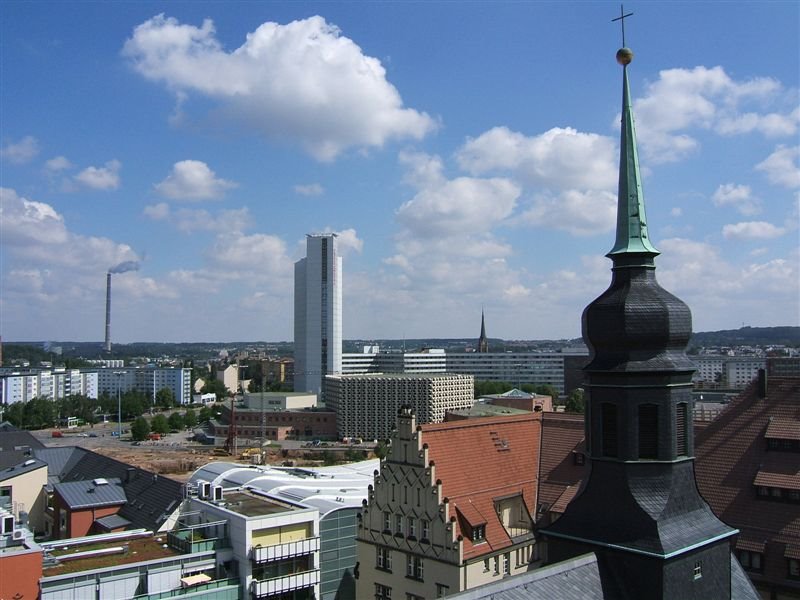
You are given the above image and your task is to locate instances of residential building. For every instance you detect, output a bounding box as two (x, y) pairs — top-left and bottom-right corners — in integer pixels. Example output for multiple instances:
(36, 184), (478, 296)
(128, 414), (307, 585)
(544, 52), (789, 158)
(96, 366), (192, 405)
(0, 458), (48, 534)
(186, 486), (320, 600)
(691, 355), (766, 389)
(294, 233), (342, 398)
(325, 373), (474, 441)
(694, 374), (800, 599)
(215, 363), (240, 394)
(0, 508), (42, 600)
(0, 368), (98, 404)
(191, 459), (378, 599)
(356, 408), (541, 598)
(34, 446), (184, 539)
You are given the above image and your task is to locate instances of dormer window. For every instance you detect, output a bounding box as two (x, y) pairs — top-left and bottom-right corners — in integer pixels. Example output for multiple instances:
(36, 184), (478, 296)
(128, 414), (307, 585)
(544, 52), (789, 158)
(765, 418), (800, 452)
(471, 525), (486, 542)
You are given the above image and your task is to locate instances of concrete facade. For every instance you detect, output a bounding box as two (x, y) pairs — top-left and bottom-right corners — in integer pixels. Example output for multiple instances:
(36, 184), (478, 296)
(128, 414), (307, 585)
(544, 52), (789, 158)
(294, 234), (342, 399)
(325, 373), (475, 441)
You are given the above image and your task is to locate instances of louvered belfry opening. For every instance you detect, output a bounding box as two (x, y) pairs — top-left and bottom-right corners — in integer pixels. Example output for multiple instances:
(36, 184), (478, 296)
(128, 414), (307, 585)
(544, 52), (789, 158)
(638, 404), (658, 459)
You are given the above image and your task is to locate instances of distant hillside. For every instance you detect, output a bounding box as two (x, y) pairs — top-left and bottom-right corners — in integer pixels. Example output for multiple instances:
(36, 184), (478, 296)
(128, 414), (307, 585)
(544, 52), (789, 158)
(689, 326), (799, 348)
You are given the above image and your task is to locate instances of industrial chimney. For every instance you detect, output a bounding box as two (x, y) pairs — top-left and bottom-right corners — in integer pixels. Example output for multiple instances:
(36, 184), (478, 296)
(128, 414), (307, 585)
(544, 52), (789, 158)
(105, 272), (112, 353)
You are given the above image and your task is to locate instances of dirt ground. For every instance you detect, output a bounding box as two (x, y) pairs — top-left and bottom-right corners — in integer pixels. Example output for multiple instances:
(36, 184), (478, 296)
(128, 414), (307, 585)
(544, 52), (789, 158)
(31, 423), (353, 482)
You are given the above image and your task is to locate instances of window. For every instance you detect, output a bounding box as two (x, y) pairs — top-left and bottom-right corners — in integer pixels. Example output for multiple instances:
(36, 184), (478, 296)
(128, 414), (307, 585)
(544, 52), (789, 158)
(436, 584), (449, 598)
(737, 550), (762, 572)
(789, 558), (800, 579)
(407, 517), (416, 538)
(395, 514), (403, 535)
(483, 558), (490, 572)
(406, 554), (423, 580)
(375, 583), (392, 600)
(383, 511), (391, 532)
(376, 546), (392, 572)
(503, 552), (510, 575)
(471, 524), (486, 542)
(421, 520), (430, 541)
(601, 403), (618, 457)
(494, 556), (500, 574)
(572, 452), (585, 466)
(638, 404), (658, 459)
(406, 595), (425, 600)
(693, 561), (702, 580)
(676, 403), (688, 456)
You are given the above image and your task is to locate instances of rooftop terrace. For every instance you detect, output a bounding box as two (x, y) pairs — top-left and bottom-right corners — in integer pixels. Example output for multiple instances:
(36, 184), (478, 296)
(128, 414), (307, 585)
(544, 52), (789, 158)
(42, 534), (179, 576)
(215, 490), (297, 517)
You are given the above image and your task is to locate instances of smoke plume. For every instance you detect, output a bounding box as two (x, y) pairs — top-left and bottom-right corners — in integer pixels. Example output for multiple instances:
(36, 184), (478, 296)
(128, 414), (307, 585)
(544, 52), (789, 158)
(109, 260), (140, 274)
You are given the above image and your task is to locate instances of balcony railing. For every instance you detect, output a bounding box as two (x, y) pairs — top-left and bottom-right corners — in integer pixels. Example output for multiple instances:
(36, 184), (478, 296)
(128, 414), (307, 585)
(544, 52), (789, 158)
(167, 530), (229, 554)
(251, 537), (320, 563)
(251, 569), (319, 598)
(132, 577), (240, 600)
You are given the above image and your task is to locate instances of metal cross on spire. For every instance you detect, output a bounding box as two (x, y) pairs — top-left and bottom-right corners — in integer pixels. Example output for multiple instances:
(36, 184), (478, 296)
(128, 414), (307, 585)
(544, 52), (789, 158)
(612, 4), (634, 47)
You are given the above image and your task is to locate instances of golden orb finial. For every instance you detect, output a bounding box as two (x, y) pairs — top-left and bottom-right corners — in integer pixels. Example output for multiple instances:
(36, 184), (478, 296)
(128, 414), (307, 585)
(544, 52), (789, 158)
(616, 48), (634, 66)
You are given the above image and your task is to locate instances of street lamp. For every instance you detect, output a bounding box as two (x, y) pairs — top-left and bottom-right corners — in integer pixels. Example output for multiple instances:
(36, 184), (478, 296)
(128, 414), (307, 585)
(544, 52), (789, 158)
(113, 371), (124, 437)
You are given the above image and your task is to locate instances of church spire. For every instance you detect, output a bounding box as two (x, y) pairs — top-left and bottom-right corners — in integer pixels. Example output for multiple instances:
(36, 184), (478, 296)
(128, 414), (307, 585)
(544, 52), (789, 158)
(478, 308), (489, 353)
(607, 47), (659, 259)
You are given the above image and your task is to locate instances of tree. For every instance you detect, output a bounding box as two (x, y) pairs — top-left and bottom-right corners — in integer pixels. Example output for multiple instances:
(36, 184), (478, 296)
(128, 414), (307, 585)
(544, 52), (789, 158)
(131, 416), (150, 441)
(120, 391), (147, 420)
(168, 411), (185, 431)
(374, 440), (390, 460)
(155, 387), (175, 410)
(534, 384), (560, 400)
(565, 388), (585, 414)
(183, 409), (198, 429)
(151, 414), (169, 435)
(198, 406), (213, 424)
(200, 379), (229, 400)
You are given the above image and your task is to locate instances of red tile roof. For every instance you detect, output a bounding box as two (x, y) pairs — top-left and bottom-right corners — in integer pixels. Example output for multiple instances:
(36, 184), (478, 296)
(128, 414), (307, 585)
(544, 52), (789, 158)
(694, 377), (800, 592)
(765, 417), (800, 441)
(538, 412), (586, 513)
(421, 413), (541, 560)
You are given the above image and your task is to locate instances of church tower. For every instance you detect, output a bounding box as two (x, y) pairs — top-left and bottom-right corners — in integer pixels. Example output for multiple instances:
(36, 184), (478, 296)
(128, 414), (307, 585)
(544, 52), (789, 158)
(540, 42), (740, 599)
(478, 308), (489, 353)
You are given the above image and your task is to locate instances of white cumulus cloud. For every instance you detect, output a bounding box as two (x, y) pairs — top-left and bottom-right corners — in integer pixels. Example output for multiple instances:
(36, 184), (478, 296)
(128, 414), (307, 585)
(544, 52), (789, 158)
(756, 145), (800, 189)
(123, 14), (435, 161)
(711, 183), (760, 215)
(155, 160), (237, 200)
(1, 187), (68, 245)
(44, 156), (73, 172)
(520, 189), (616, 236)
(632, 66), (795, 163)
(1, 136), (39, 164)
(74, 159), (121, 190)
(722, 221), (786, 240)
(456, 126), (617, 191)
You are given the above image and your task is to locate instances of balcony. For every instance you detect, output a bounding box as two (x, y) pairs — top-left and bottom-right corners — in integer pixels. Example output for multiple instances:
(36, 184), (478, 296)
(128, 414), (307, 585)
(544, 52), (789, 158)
(251, 569), (319, 598)
(168, 519), (229, 554)
(132, 578), (240, 600)
(251, 537), (320, 563)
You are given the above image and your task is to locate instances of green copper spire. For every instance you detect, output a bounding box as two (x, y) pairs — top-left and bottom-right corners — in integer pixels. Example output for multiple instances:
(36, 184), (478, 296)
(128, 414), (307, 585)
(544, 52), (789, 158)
(607, 48), (659, 258)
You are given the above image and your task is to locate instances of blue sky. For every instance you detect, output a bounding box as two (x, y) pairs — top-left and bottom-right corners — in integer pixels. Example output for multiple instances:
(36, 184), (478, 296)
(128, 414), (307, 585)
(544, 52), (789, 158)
(1, 1), (798, 344)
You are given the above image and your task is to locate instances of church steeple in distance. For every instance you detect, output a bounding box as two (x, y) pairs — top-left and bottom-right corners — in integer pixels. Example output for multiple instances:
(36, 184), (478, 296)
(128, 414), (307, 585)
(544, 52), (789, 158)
(540, 15), (747, 599)
(478, 308), (489, 353)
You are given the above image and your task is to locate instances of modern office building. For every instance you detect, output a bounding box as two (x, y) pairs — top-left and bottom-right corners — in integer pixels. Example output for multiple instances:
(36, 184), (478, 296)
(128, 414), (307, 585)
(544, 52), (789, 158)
(190, 458), (379, 600)
(325, 373), (474, 441)
(342, 348), (572, 395)
(294, 234), (342, 398)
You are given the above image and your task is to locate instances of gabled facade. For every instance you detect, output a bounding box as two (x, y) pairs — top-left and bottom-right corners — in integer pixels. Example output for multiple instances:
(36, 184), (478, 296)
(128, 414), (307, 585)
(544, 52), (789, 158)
(356, 408), (541, 598)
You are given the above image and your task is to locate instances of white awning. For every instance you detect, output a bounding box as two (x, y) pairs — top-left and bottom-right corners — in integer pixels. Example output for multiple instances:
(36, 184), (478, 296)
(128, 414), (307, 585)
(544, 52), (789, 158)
(180, 573), (212, 588)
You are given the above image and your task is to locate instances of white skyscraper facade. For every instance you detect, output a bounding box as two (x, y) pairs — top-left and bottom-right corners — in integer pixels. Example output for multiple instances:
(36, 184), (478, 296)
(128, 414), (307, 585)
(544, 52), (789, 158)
(294, 233), (342, 397)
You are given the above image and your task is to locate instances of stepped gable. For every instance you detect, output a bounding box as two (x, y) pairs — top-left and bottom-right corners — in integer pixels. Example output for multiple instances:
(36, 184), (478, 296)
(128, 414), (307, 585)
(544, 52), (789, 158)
(694, 376), (800, 594)
(421, 413), (541, 559)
